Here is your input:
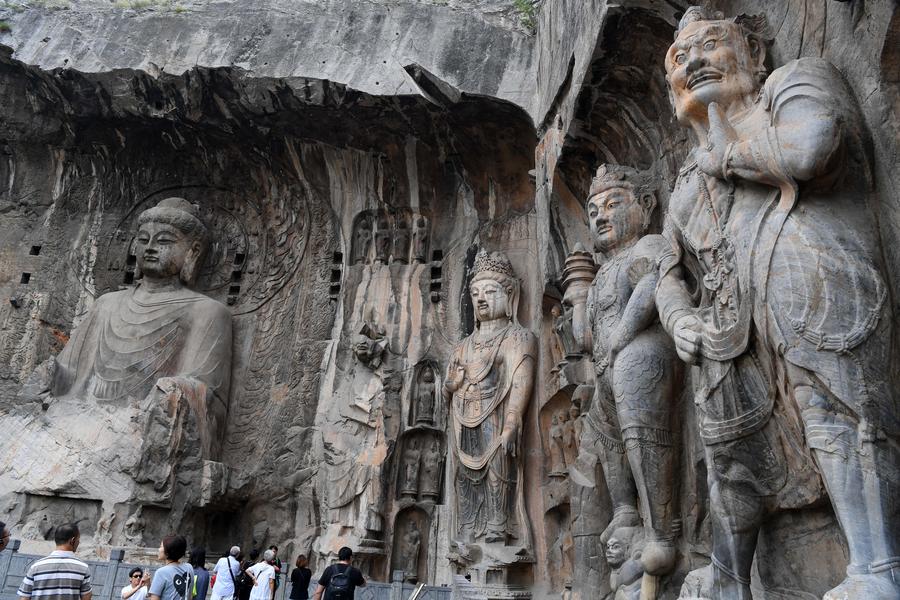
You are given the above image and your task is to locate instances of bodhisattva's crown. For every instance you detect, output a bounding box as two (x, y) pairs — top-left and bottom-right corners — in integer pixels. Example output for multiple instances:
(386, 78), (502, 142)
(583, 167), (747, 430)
(472, 248), (516, 280)
(589, 164), (656, 200)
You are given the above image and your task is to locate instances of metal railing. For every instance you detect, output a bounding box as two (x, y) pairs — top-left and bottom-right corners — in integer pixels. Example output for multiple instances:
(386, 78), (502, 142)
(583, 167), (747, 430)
(0, 543), (452, 600)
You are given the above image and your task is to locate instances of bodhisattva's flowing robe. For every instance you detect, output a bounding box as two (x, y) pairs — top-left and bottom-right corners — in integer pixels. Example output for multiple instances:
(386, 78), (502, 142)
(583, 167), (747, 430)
(447, 323), (536, 548)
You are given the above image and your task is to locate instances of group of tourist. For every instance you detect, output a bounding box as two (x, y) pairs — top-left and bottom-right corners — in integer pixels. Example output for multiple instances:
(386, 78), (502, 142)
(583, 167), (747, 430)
(10, 523), (364, 600)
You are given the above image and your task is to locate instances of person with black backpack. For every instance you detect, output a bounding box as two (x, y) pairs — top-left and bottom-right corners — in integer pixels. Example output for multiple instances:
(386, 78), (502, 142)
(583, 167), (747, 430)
(311, 547), (365, 600)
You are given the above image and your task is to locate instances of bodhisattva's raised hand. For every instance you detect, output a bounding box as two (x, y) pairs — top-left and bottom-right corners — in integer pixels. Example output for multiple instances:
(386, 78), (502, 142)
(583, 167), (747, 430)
(444, 357), (465, 393)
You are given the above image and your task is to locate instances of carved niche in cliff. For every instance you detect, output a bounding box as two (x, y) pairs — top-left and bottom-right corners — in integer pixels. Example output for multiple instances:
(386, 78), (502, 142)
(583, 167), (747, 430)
(409, 361), (442, 428)
(390, 506), (430, 584)
(351, 209), (431, 266)
(395, 429), (445, 505)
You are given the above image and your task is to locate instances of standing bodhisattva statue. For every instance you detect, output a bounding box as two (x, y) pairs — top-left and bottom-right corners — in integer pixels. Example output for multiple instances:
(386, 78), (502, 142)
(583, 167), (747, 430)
(443, 249), (536, 551)
(658, 7), (899, 599)
(567, 164), (681, 578)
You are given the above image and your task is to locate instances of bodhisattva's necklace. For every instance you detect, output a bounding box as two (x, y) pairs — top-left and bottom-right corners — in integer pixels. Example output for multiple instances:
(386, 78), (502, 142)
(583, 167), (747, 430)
(472, 322), (510, 352)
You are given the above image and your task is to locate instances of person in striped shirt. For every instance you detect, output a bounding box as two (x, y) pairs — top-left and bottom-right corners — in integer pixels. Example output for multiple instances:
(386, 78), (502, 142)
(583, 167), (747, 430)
(18, 523), (92, 600)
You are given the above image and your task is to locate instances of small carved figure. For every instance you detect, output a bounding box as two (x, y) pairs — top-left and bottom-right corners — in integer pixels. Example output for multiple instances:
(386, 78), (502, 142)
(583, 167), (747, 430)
(443, 249), (537, 549)
(605, 527), (644, 600)
(415, 368), (436, 425)
(383, 370), (403, 436)
(124, 506), (145, 545)
(553, 304), (580, 361)
(412, 216), (429, 263)
(565, 164), (681, 577)
(548, 305), (567, 373)
(548, 412), (567, 476)
(658, 8), (900, 598)
(400, 521), (422, 582)
(419, 440), (442, 501)
(374, 216), (391, 263)
(562, 407), (578, 468)
(392, 215), (412, 264)
(568, 405), (582, 447)
(548, 520), (575, 588)
(353, 215), (373, 264)
(401, 440), (421, 498)
(95, 512), (113, 545)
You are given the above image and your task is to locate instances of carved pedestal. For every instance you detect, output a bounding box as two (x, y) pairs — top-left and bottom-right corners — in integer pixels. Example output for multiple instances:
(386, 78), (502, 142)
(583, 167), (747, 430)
(450, 550), (535, 600)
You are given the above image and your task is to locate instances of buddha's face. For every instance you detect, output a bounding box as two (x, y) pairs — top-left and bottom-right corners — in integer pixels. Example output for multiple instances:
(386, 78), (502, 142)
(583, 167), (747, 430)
(422, 370), (434, 383)
(588, 187), (646, 253)
(665, 21), (762, 126)
(605, 537), (626, 568)
(470, 278), (510, 323)
(135, 221), (199, 281)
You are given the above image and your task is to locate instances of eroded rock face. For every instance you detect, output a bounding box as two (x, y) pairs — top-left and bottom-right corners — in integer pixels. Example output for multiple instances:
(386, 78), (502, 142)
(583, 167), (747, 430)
(0, 43), (535, 571)
(1, 1), (899, 599)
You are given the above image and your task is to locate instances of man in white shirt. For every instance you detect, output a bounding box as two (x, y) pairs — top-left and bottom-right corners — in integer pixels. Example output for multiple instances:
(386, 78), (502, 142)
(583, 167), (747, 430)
(210, 546), (241, 600)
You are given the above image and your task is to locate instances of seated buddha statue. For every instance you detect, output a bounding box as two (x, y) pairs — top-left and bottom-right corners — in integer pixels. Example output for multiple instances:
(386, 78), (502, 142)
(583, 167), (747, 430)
(3, 197), (232, 542)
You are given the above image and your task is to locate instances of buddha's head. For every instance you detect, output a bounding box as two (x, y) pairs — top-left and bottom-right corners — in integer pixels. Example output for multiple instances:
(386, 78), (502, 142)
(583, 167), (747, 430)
(665, 7), (768, 126)
(587, 164), (657, 253)
(422, 369), (435, 384)
(135, 197), (208, 286)
(470, 249), (520, 326)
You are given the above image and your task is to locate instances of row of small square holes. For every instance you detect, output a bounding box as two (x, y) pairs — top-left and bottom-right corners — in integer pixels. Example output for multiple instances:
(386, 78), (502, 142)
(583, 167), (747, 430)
(20, 245), (42, 284)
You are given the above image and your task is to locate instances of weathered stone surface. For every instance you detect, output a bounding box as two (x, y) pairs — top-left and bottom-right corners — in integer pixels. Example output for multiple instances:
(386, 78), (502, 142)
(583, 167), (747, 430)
(0, 0), (537, 115)
(1, 1), (899, 599)
(0, 38), (536, 573)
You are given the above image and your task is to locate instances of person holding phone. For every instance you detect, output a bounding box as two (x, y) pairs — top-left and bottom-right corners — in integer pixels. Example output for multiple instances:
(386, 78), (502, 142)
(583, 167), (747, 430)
(122, 568), (151, 600)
